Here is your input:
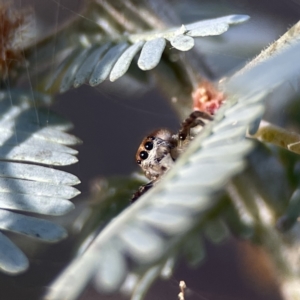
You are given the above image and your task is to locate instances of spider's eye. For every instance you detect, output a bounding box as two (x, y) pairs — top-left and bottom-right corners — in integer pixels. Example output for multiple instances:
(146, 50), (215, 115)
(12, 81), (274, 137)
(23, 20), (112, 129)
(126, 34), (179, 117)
(144, 141), (153, 150)
(179, 133), (186, 140)
(137, 160), (141, 164)
(139, 151), (148, 160)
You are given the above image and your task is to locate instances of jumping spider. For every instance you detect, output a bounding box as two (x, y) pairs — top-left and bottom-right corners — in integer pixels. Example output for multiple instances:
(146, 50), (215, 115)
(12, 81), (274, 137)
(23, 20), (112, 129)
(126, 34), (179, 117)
(131, 111), (213, 202)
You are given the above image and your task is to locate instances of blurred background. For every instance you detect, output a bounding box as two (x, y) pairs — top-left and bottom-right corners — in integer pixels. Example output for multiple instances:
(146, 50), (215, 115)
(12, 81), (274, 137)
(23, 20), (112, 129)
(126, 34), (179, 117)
(3, 0), (300, 299)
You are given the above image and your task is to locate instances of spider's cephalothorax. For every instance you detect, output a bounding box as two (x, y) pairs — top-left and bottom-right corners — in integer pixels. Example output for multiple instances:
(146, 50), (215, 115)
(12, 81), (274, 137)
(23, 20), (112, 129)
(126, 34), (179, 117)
(135, 129), (178, 181)
(132, 110), (213, 203)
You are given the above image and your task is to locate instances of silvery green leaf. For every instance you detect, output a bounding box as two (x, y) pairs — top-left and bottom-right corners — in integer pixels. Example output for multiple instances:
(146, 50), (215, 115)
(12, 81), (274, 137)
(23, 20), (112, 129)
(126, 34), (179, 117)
(0, 144), (78, 166)
(89, 43), (129, 86)
(0, 91), (80, 165)
(0, 232), (28, 274)
(137, 38), (166, 70)
(0, 88), (80, 253)
(0, 129), (77, 154)
(160, 256), (176, 279)
(131, 266), (161, 300)
(188, 140), (253, 162)
(0, 97), (75, 133)
(60, 47), (91, 93)
(110, 41), (145, 82)
(41, 14), (249, 93)
(225, 42), (300, 96)
(13, 127), (81, 146)
(0, 177), (79, 199)
(129, 14), (249, 43)
(170, 34), (194, 51)
(173, 161), (246, 188)
(45, 40), (300, 300)
(117, 223), (164, 263)
(0, 124), (80, 146)
(94, 242), (127, 293)
(202, 125), (247, 147)
(74, 43), (111, 88)
(187, 22), (228, 37)
(45, 48), (79, 91)
(0, 89), (80, 274)
(185, 15), (249, 37)
(0, 193), (74, 215)
(136, 207), (193, 235)
(44, 93), (265, 299)
(0, 162), (80, 185)
(0, 107), (73, 132)
(213, 105), (265, 132)
(151, 194), (209, 211)
(0, 210), (67, 242)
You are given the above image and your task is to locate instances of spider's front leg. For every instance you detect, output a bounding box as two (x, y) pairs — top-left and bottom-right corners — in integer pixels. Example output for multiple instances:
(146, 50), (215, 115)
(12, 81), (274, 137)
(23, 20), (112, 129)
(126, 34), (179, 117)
(178, 110), (213, 141)
(131, 181), (154, 203)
